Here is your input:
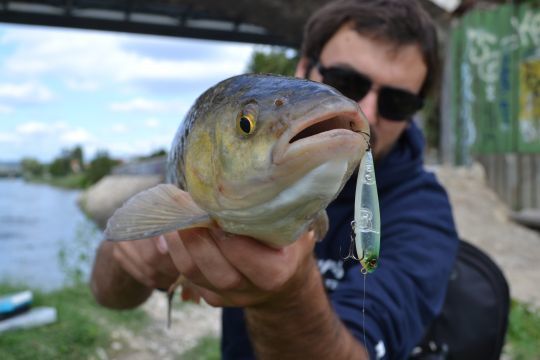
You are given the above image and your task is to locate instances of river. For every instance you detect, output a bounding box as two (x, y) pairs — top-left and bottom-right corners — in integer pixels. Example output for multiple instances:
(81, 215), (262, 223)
(0, 178), (103, 291)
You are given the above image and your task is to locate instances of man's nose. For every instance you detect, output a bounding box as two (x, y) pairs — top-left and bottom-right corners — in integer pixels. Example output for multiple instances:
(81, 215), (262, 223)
(358, 90), (378, 125)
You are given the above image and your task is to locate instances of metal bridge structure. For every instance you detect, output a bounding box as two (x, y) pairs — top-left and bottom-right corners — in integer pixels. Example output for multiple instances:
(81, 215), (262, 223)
(0, 0), (447, 48)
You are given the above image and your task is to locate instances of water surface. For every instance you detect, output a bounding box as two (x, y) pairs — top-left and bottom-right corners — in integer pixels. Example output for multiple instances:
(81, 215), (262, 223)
(0, 178), (102, 291)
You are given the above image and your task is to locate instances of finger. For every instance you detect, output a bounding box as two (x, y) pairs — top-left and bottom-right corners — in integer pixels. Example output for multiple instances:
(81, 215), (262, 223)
(164, 230), (209, 287)
(117, 241), (177, 289)
(147, 236), (180, 278)
(112, 244), (155, 288)
(215, 230), (316, 291)
(182, 228), (246, 291)
(192, 284), (230, 307)
(154, 235), (169, 255)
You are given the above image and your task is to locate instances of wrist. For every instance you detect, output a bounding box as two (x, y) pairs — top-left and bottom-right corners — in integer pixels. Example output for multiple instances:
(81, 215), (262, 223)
(90, 241), (153, 309)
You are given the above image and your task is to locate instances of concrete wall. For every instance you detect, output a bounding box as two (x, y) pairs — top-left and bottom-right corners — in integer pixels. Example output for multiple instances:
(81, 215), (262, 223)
(476, 154), (540, 211)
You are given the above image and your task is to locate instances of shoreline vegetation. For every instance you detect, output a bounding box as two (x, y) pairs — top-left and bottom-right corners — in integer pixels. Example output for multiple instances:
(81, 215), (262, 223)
(3, 146), (168, 190)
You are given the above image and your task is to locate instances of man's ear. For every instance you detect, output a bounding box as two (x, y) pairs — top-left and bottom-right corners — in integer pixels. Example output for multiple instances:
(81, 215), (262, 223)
(295, 57), (311, 78)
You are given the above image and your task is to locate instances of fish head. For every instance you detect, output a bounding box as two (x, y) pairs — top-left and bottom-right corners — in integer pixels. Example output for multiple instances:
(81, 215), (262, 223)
(171, 74), (370, 225)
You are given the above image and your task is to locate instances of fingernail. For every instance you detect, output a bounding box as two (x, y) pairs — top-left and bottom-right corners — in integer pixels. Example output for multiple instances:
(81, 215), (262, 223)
(157, 235), (169, 254)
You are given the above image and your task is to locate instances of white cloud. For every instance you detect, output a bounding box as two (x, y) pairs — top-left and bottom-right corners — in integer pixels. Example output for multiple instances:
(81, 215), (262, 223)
(0, 132), (20, 143)
(14, 121), (68, 135)
(0, 104), (14, 114)
(60, 128), (95, 144)
(65, 78), (100, 91)
(144, 118), (160, 128)
(110, 123), (129, 134)
(110, 98), (187, 113)
(1, 27), (254, 90)
(10, 121), (96, 148)
(0, 83), (54, 103)
(15, 121), (49, 135)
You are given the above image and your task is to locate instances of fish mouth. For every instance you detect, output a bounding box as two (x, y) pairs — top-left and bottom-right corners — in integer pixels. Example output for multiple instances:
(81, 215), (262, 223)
(272, 100), (370, 167)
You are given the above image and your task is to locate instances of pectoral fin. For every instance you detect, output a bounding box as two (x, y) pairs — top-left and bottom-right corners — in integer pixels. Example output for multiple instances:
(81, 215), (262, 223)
(105, 184), (213, 241)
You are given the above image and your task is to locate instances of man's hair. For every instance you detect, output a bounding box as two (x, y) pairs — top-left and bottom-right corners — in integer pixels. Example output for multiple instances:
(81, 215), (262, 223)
(301, 0), (439, 97)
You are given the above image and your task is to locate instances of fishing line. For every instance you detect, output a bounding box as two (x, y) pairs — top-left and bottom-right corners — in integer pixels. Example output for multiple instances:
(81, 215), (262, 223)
(362, 268), (367, 351)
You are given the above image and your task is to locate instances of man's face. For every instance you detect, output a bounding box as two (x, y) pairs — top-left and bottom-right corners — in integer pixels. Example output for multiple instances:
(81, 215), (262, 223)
(296, 25), (427, 160)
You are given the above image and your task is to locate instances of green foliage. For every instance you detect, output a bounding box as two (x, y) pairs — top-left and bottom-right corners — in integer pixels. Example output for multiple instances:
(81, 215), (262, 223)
(71, 146), (84, 170)
(57, 220), (100, 286)
(247, 47), (299, 76)
(0, 283), (148, 360)
(48, 156), (71, 177)
(38, 173), (86, 189)
(83, 150), (119, 186)
(180, 336), (220, 360)
(506, 300), (540, 359)
(21, 157), (44, 177)
(47, 146), (85, 177)
(147, 149), (167, 159)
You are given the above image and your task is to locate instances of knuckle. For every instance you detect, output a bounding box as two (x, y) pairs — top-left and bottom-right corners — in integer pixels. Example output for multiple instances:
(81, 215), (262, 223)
(217, 273), (243, 291)
(182, 264), (201, 280)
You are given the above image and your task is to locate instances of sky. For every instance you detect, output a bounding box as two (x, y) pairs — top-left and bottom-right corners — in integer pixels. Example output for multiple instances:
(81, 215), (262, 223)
(0, 23), (258, 163)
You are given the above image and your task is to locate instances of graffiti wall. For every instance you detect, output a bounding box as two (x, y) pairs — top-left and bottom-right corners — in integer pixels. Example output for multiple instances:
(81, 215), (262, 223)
(519, 59), (540, 150)
(450, 2), (540, 162)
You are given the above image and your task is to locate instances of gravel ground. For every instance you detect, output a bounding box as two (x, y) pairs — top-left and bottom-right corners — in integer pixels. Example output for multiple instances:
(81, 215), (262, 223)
(100, 164), (540, 359)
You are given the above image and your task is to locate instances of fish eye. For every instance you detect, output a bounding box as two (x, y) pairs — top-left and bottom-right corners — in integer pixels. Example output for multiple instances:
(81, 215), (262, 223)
(237, 113), (256, 136)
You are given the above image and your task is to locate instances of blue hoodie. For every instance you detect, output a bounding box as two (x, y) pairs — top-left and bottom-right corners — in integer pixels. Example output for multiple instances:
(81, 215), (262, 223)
(221, 122), (459, 360)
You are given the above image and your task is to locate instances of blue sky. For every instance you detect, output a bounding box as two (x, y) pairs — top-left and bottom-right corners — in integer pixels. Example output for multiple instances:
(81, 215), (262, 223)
(0, 23), (258, 162)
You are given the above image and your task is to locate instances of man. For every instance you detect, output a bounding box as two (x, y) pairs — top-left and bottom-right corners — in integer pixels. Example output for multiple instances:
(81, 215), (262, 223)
(90, 1), (459, 359)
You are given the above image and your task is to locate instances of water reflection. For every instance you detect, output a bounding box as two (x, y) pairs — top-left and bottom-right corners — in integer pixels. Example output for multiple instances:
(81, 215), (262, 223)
(0, 178), (103, 291)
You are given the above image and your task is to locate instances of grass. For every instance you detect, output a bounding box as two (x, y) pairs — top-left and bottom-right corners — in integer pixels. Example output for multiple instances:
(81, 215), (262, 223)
(0, 282), (148, 360)
(1, 278), (538, 360)
(28, 173), (88, 189)
(506, 300), (540, 359)
(180, 336), (221, 360)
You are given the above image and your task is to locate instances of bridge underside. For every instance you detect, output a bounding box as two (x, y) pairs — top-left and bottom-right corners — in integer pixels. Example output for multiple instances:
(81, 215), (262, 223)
(0, 0), (446, 48)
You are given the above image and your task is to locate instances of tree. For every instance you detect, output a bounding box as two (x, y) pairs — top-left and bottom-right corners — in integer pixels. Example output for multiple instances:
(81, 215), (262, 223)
(84, 150), (119, 185)
(21, 157), (44, 177)
(246, 47), (299, 76)
(49, 157), (71, 177)
(70, 145), (85, 172)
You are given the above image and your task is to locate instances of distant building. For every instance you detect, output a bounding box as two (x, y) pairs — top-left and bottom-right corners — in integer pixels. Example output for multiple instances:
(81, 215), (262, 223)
(0, 162), (22, 177)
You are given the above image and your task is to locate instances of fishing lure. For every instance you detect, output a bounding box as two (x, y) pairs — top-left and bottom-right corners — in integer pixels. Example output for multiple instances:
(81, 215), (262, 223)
(353, 150), (380, 273)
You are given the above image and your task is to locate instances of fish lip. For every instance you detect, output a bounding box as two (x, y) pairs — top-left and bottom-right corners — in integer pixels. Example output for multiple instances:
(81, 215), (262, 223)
(272, 100), (369, 165)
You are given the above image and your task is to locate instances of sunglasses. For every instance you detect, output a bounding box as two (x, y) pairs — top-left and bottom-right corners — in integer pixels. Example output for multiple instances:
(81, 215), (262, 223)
(316, 63), (424, 121)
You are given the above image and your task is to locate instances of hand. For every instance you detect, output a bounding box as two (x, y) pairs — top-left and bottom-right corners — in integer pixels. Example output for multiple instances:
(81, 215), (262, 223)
(111, 235), (180, 290)
(163, 228), (318, 308)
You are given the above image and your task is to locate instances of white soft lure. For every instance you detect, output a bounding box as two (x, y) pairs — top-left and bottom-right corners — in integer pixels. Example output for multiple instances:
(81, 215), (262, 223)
(354, 150), (380, 273)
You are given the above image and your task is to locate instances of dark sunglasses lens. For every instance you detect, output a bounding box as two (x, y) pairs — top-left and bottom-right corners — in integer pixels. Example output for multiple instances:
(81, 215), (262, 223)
(378, 87), (424, 121)
(321, 68), (371, 101)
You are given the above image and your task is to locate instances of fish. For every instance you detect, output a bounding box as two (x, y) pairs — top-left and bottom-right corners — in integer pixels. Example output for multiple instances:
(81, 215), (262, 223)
(105, 73), (372, 249)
